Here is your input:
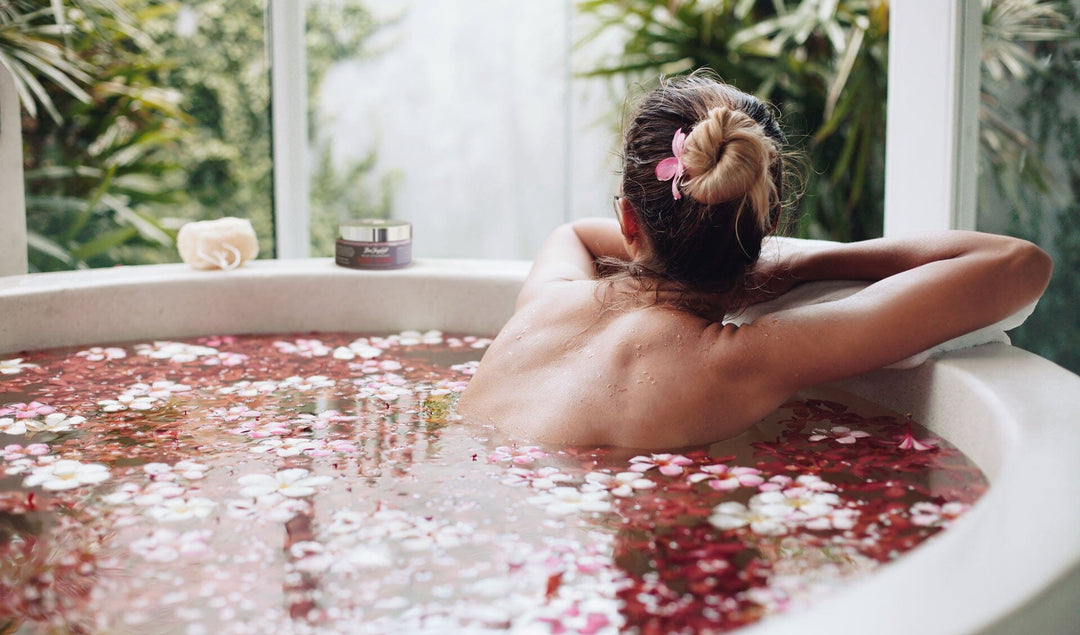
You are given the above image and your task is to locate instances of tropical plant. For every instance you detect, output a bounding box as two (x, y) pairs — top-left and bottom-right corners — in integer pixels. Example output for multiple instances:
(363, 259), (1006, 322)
(995, 0), (1080, 374)
(979, 0), (1074, 217)
(0, 0), (93, 123)
(13, 1), (186, 271)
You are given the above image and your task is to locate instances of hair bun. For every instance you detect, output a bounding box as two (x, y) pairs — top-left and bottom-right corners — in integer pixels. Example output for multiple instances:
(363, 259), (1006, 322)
(681, 106), (778, 229)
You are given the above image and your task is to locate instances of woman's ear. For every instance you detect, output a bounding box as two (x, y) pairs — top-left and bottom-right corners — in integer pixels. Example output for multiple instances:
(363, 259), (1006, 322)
(617, 198), (642, 248)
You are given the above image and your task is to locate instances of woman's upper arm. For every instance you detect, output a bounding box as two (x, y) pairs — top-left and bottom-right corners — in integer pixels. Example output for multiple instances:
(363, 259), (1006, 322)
(516, 219), (628, 309)
(724, 237), (1052, 394)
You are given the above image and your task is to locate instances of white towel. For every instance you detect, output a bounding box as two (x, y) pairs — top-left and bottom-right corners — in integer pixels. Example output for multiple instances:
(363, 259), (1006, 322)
(729, 280), (1038, 369)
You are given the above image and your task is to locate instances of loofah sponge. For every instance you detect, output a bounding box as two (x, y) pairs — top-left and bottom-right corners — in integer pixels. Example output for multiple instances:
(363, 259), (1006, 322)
(177, 218), (259, 270)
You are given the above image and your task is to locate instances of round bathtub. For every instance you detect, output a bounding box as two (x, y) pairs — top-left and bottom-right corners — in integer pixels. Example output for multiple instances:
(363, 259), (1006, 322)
(1, 258), (1077, 634)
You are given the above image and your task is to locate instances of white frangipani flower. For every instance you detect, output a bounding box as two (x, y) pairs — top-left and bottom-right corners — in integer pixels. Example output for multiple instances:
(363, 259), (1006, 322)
(145, 497), (217, 522)
(0, 358), (37, 375)
(238, 468), (332, 499)
(528, 486), (612, 515)
(709, 501), (788, 536)
(23, 459), (110, 491)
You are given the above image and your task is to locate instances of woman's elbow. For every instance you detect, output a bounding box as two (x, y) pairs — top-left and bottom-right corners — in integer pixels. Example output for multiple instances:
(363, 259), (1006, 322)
(1006, 238), (1054, 299)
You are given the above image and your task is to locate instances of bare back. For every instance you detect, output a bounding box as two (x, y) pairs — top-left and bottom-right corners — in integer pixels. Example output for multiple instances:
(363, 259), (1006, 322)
(457, 280), (783, 448)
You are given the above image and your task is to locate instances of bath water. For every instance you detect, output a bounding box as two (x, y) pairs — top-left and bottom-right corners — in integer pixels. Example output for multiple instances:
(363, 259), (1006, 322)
(0, 332), (986, 634)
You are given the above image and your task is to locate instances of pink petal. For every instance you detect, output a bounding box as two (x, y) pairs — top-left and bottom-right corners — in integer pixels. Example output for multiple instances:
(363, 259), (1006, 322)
(671, 128), (685, 155)
(658, 464), (685, 477)
(655, 157), (680, 181)
(581, 613), (610, 635)
(707, 478), (739, 492)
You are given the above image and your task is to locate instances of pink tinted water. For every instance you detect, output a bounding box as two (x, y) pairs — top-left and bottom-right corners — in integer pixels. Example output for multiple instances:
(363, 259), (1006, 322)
(0, 332), (986, 634)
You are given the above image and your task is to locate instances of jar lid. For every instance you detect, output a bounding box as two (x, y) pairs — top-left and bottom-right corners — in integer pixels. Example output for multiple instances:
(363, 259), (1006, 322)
(339, 219), (412, 243)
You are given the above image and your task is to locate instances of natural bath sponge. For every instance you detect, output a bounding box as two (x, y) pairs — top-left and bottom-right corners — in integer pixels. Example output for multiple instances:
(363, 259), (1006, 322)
(177, 218), (259, 271)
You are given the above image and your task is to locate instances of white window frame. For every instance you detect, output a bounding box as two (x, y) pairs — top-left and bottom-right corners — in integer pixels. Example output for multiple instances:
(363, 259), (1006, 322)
(883, 0), (981, 235)
(268, 0), (311, 259)
(0, 62), (28, 276)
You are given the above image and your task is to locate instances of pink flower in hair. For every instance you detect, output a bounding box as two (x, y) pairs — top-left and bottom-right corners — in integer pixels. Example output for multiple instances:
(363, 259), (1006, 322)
(655, 128), (687, 200)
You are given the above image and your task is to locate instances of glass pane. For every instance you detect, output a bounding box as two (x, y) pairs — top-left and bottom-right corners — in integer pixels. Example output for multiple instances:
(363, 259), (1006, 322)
(17, 1), (273, 272)
(306, 0), (621, 260)
(976, 2), (1080, 374)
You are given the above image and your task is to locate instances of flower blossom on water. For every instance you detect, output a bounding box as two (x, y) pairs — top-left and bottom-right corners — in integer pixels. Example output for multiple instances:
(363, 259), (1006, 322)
(395, 330), (444, 346)
(23, 459), (110, 491)
(249, 437), (357, 458)
(528, 486), (612, 516)
(909, 501), (969, 527)
(238, 468), (332, 499)
(0, 401), (56, 419)
(202, 351), (248, 366)
(289, 410), (359, 430)
(142, 460), (209, 481)
(99, 381), (191, 412)
(808, 426), (871, 444)
(135, 341), (219, 363)
(502, 466), (574, 489)
(332, 338), (383, 360)
(76, 346), (127, 361)
(689, 464), (764, 491)
(751, 488), (842, 521)
(225, 493), (310, 523)
(273, 338), (332, 357)
(349, 358), (404, 374)
(1, 413), (86, 436)
(629, 453), (694, 477)
(145, 497), (217, 522)
(582, 471), (657, 498)
(0, 358), (37, 375)
(709, 501), (789, 536)
(218, 380), (281, 397)
(898, 429), (937, 451)
(450, 360), (480, 375)
(279, 375), (336, 391)
(2, 443), (50, 461)
(101, 480), (186, 507)
(489, 445), (548, 465)
(131, 529), (211, 562)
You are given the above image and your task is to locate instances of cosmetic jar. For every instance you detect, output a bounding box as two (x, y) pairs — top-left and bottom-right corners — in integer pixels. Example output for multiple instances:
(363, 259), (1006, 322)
(335, 219), (412, 270)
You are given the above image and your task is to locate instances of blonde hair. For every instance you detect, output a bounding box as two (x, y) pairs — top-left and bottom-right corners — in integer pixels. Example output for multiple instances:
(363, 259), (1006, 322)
(605, 72), (792, 318)
(681, 106), (779, 234)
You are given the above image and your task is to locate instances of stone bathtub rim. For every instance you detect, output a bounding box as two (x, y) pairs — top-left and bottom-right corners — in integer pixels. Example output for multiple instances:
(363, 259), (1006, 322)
(0, 257), (1077, 635)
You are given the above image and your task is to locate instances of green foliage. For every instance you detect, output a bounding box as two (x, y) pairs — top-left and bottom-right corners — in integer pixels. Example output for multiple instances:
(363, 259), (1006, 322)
(997, 2), (1080, 374)
(16, 1), (187, 271)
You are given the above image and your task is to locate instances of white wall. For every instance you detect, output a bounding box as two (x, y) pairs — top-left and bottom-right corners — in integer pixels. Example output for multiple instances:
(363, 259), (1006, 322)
(316, 0), (621, 260)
